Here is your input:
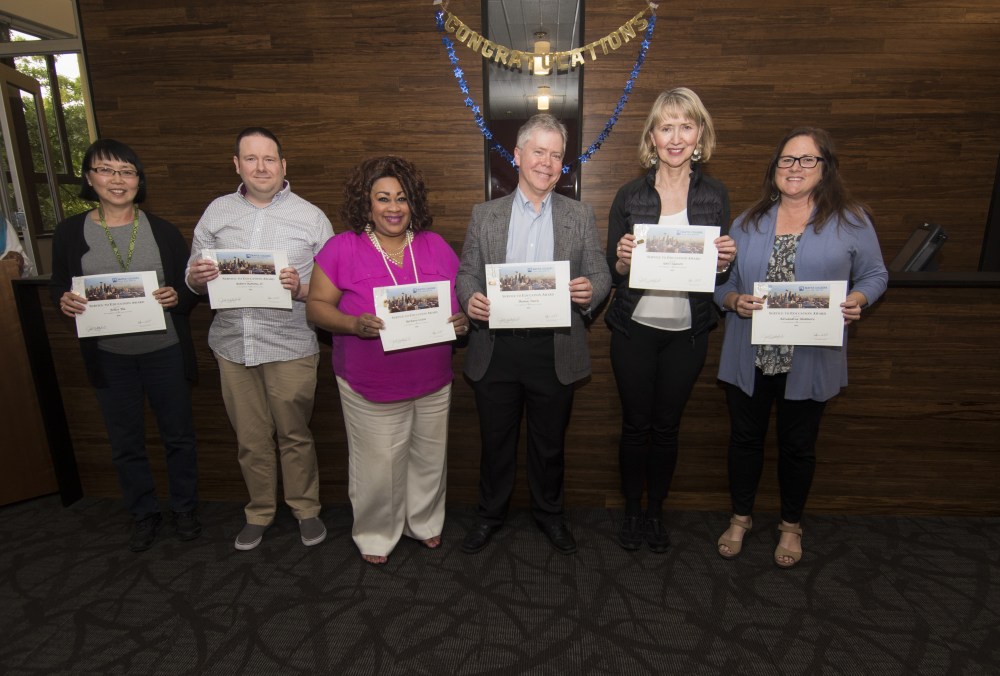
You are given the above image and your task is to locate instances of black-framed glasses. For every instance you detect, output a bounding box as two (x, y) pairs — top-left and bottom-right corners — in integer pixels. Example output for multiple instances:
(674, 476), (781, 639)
(90, 166), (139, 179)
(777, 155), (823, 169)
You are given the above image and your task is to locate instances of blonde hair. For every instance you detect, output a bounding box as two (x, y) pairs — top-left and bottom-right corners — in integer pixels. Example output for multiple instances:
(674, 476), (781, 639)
(638, 87), (717, 168)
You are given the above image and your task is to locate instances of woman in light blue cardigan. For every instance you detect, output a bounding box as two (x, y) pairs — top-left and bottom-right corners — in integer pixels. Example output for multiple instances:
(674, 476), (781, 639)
(714, 128), (888, 568)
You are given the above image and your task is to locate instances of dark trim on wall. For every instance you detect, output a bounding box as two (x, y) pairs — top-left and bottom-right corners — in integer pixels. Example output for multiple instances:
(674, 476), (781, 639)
(888, 272), (1000, 288)
(979, 154), (1000, 272)
(13, 277), (82, 506)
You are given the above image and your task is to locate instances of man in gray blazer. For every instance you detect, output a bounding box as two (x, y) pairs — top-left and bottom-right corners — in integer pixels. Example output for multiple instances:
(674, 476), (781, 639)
(457, 114), (611, 555)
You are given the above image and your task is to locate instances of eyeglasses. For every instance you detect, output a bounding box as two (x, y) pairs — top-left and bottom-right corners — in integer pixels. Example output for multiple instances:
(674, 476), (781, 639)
(90, 166), (139, 179)
(777, 155), (823, 169)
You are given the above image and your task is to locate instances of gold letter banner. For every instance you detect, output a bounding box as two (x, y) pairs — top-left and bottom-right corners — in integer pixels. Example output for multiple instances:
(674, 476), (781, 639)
(441, 4), (655, 72)
(433, 1), (658, 171)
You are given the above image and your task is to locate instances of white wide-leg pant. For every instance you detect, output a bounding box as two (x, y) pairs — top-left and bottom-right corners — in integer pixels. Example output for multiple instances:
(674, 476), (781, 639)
(337, 377), (450, 557)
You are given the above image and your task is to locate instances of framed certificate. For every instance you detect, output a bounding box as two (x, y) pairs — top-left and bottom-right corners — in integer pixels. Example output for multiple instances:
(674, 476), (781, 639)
(750, 280), (848, 346)
(484, 261), (571, 328)
(204, 249), (292, 310)
(628, 224), (721, 292)
(374, 281), (456, 352)
(72, 270), (166, 338)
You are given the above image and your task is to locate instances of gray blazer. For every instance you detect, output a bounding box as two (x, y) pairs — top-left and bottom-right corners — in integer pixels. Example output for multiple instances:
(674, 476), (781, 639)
(457, 191), (611, 385)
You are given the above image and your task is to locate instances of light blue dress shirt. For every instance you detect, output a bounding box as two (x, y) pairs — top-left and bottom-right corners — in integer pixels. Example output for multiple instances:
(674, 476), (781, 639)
(505, 187), (554, 263)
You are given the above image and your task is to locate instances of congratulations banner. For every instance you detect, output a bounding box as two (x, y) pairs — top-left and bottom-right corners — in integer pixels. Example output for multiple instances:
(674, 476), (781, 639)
(440, 8), (653, 72)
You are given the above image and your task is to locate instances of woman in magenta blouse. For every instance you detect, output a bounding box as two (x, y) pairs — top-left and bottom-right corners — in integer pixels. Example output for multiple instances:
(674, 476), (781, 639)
(307, 156), (469, 565)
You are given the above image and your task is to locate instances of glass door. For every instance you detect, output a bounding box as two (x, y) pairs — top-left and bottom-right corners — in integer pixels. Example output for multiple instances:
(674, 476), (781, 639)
(0, 62), (63, 275)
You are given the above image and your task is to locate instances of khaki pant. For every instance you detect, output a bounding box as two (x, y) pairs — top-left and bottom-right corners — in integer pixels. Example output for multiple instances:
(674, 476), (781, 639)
(337, 377), (450, 557)
(216, 353), (321, 525)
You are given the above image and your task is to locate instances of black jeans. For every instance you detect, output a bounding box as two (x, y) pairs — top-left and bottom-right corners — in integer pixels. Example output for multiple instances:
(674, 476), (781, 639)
(725, 370), (826, 523)
(93, 344), (199, 520)
(610, 321), (708, 508)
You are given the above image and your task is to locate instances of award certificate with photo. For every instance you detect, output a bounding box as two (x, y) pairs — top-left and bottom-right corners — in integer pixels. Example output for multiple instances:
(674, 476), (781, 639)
(204, 249), (291, 310)
(485, 260), (571, 329)
(374, 281), (456, 352)
(751, 280), (848, 347)
(72, 270), (166, 338)
(628, 223), (721, 292)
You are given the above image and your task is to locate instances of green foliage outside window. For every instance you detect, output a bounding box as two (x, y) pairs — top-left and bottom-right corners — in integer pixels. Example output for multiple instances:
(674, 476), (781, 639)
(11, 52), (94, 227)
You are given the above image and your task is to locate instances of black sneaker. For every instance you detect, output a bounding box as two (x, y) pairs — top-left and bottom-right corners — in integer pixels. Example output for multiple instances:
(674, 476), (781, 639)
(129, 513), (162, 552)
(645, 517), (671, 553)
(173, 510), (202, 541)
(617, 515), (643, 551)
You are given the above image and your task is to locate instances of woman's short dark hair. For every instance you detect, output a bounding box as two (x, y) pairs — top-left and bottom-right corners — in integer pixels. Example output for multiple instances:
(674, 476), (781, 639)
(340, 156), (433, 233)
(79, 139), (147, 204)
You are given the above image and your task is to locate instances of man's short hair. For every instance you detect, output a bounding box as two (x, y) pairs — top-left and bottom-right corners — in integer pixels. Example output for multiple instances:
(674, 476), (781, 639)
(516, 114), (568, 153)
(234, 127), (283, 159)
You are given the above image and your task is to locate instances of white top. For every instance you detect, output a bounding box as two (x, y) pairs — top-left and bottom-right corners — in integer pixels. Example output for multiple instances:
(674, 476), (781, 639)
(631, 210), (692, 331)
(2, 217), (36, 277)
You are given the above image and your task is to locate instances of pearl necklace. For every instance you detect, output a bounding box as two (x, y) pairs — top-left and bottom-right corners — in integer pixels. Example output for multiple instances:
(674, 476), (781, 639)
(365, 225), (419, 286)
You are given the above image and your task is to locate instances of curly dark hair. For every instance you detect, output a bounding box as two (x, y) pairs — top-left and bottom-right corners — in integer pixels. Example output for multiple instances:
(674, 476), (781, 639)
(340, 156), (433, 233)
(741, 127), (871, 234)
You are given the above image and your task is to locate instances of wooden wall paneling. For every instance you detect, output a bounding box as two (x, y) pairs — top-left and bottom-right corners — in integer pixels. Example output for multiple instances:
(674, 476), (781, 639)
(582, 0), (1000, 269)
(64, 0), (1000, 516)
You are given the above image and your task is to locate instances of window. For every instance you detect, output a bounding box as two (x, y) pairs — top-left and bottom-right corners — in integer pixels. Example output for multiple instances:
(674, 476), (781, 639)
(1, 2), (96, 274)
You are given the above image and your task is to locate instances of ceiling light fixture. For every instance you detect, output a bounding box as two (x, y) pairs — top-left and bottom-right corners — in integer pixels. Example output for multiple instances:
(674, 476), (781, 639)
(537, 85), (551, 111)
(533, 30), (550, 76)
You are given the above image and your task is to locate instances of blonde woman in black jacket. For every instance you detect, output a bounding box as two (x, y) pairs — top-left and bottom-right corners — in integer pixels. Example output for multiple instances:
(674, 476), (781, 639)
(605, 88), (736, 552)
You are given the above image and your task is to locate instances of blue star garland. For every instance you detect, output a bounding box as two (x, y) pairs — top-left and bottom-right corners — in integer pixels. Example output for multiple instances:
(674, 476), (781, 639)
(435, 10), (656, 173)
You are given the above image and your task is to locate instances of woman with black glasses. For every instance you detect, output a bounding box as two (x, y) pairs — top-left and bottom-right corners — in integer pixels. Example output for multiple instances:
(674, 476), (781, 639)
(51, 139), (201, 552)
(714, 128), (887, 568)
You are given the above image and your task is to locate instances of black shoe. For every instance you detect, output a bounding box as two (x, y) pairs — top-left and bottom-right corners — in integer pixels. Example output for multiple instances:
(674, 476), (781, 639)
(617, 515), (643, 551)
(537, 520), (577, 555)
(462, 523), (499, 554)
(645, 517), (670, 553)
(129, 513), (162, 552)
(173, 510), (202, 541)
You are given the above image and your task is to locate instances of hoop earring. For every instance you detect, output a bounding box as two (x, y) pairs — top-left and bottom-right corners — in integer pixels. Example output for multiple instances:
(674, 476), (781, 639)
(770, 191), (780, 202)
(692, 145), (703, 162)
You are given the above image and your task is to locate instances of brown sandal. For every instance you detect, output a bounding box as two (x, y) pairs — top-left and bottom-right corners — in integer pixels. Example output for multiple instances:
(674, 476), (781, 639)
(717, 516), (752, 559)
(774, 523), (803, 569)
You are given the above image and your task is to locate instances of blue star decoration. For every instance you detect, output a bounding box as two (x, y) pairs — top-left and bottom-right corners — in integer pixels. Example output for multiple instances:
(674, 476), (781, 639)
(434, 9), (657, 171)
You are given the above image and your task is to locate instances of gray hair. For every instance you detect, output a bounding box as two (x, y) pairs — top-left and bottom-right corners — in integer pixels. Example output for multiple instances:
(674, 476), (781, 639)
(516, 113), (568, 153)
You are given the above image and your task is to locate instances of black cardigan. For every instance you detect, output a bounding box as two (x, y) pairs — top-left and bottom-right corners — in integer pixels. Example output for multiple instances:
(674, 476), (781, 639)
(49, 210), (200, 388)
(604, 166), (731, 337)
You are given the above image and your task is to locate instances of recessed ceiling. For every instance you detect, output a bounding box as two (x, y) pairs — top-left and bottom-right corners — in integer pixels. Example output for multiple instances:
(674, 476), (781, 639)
(485, 0), (581, 120)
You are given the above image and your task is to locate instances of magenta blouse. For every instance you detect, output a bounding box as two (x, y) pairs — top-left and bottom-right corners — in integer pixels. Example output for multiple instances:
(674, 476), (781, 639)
(314, 230), (461, 402)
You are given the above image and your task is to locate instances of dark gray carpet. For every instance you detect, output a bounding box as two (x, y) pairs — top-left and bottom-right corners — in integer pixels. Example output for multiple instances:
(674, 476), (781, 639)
(0, 496), (997, 675)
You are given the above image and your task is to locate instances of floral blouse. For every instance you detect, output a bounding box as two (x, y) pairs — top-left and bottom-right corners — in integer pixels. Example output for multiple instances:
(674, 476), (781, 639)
(755, 233), (802, 375)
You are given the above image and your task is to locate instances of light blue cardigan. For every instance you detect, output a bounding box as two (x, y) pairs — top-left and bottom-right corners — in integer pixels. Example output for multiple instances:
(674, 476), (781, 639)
(715, 206), (888, 401)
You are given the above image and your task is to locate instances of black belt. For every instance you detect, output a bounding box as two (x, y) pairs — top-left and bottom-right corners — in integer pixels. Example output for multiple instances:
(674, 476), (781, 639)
(491, 328), (555, 338)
